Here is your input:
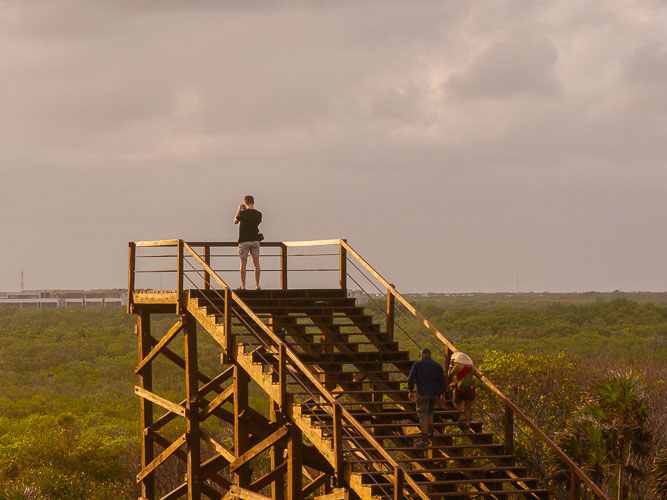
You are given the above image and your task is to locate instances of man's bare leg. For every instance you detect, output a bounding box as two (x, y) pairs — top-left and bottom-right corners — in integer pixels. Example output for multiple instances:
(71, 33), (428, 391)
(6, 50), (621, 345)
(239, 257), (248, 289)
(251, 255), (261, 290)
(463, 401), (473, 426)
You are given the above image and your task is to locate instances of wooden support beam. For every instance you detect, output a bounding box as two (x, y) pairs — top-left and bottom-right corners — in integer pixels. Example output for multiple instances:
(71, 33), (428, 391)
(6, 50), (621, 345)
(339, 241), (347, 291)
(280, 243), (288, 290)
(287, 425), (303, 500)
(223, 287), (233, 364)
(386, 285), (395, 342)
(222, 486), (271, 500)
(203, 245), (211, 290)
(270, 402), (286, 500)
(177, 239), (184, 314)
(279, 343), (286, 409)
(160, 482), (187, 500)
(151, 432), (231, 494)
(200, 430), (235, 463)
(333, 403), (343, 487)
(249, 461), (287, 492)
(394, 466), (404, 500)
(199, 384), (234, 421)
(136, 433), (187, 482)
(570, 468), (580, 500)
(315, 489), (348, 500)
(147, 335), (212, 385)
(135, 319), (183, 374)
(135, 386), (186, 417)
(128, 242), (136, 314)
(230, 424), (290, 471)
(302, 472), (329, 498)
(184, 314), (201, 499)
(137, 310), (154, 499)
(234, 364), (251, 487)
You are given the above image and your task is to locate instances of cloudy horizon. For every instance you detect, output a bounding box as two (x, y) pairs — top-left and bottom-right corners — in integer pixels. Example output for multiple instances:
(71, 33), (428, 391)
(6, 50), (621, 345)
(1, 1), (665, 293)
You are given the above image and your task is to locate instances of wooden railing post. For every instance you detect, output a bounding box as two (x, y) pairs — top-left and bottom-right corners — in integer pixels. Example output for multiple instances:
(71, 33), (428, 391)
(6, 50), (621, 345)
(128, 242), (136, 314)
(279, 343), (286, 410)
(504, 404), (514, 456)
(339, 240), (347, 291)
(203, 245), (211, 290)
(571, 468), (580, 500)
(223, 287), (233, 364)
(177, 240), (184, 315)
(386, 285), (395, 343)
(333, 402), (343, 487)
(394, 466), (403, 500)
(280, 243), (288, 290)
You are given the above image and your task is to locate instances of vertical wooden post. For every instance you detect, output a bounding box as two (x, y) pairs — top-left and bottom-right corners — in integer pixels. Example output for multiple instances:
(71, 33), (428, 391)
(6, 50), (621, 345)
(339, 241), (347, 291)
(127, 242), (136, 314)
(280, 244), (288, 290)
(287, 425), (303, 500)
(270, 402), (285, 500)
(386, 286), (395, 343)
(203, 245), (211, 291)
(184, 314), (201, 499)
(279, 343), (286, 410)
(393, 466), (403, 500)
(223, 287), (233, 364)
(570, 468), (580, 500)
(177, 240), (184, 315)
(137, 308), (154, 499)
(234, 365), (250, 487)
(504, 404), (514, 457)
(333, 402), (343, 487)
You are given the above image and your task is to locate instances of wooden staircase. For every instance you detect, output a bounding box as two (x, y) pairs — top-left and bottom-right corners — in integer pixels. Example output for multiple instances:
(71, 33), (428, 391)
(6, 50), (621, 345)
(129, 238), (608, 500)
(187, 288), (549, 499)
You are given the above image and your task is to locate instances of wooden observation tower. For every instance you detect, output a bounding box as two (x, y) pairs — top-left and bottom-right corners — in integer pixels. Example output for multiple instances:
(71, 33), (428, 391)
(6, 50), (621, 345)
(128, 239), (608, 500)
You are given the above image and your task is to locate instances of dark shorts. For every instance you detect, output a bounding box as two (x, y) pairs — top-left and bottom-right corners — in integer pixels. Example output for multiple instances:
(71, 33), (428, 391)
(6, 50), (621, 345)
(454, 389), (476, 403)
(416, 395), (439, 422)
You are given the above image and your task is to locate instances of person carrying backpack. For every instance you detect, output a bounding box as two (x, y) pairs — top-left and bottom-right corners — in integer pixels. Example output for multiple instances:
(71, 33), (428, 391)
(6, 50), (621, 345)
(447, 351), (484, 430)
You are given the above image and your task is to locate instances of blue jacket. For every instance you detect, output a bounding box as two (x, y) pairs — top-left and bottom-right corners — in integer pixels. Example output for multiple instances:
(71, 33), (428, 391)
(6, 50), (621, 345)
(407, 357), (446, 397)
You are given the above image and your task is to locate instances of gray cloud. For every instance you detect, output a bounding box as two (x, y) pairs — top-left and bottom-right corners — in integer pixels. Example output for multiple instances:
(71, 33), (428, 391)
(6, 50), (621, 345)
(445, 33), (562, 100)
(0, 0), (665, 292)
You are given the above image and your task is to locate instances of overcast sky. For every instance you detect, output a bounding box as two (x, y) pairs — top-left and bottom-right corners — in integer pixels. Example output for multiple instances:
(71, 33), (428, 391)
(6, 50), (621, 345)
(1, 0), (665, 293)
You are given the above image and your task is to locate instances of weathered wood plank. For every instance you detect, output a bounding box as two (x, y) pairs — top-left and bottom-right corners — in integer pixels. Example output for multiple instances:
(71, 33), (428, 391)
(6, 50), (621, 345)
(200, 430), (235, 464)
(136, 433), (187, 482)
(199, 384), (234, 421)
(230, 424), (290, 471)
(134, 319), (183, 374)
(134, 386), (186, 417)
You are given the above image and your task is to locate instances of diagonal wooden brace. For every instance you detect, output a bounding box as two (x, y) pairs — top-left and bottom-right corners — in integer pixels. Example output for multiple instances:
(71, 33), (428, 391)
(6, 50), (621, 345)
(230, 424), (290, 471)
(135, 319), (183, 374)
(136, 433), (187, 482)
(199, 384), (234, 420)
(135, 386), (186, 417)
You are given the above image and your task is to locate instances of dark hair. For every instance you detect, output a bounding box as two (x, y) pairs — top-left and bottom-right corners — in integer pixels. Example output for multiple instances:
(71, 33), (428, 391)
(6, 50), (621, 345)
(420, 348), (431, 357)
(244, 195), (254, 205)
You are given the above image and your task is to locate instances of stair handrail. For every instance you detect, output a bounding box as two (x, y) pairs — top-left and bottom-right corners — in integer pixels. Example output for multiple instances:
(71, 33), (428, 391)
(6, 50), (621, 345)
(180, 241), (430, 500)
(340, 239), (609, 500)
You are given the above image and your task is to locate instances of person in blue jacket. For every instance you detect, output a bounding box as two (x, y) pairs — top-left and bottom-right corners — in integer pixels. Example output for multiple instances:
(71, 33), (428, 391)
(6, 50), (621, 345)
(408, 347), (447, 446)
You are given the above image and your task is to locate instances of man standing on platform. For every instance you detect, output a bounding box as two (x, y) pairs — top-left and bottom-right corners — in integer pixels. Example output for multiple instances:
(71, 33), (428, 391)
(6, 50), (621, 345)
(408, 347), (447, 447)
(233, 195), (262, 290)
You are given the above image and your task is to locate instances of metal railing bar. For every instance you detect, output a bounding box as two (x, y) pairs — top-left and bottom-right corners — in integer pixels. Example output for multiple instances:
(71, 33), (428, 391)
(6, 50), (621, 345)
(345, 270), (423, 351)
(347, 257), (439, 350)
